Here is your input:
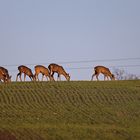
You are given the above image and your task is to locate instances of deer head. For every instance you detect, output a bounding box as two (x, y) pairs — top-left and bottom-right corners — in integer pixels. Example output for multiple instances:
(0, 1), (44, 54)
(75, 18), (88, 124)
(111, 74), (115, 80)
(66, 73), (70, 81)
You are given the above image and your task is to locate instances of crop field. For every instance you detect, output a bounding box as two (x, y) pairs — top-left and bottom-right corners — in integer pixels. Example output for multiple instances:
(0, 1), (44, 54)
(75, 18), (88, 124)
(0, 80), (140, 140)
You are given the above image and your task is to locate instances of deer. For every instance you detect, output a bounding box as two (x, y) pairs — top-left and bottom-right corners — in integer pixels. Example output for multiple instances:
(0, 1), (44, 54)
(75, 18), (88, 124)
(48, 63), (70, 81)
(34, 65), (54, 81)
(16, 65), (35, 81)
(0, 66), (12, 82)
(91, 66), (115, 81)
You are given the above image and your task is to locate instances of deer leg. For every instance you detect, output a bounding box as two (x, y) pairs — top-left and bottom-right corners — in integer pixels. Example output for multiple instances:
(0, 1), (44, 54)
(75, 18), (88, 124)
(50, 70), (52, 76)
(57, 74), (59, 81)
(49, 75), (54, 81)
(42, 74), (44, 81)
(50, 70), (53, 76)
(34, 73), (37, 81)
(104, 75), (106, 81)
(24, 73), (26, 81)
(51, 72), (55, 80)
(91, 73), (96, 81)
(16, 73), (20, 81)
(92, 70), (99, 81)
(57, 74), (60, 81)
(59, 75), (61, 81)
(105, 75), (109, 80)
(49, 75), (51, 81)
(106, 76), (109, 80)
(45, 75), (48, 81)
(50, 72), (53, 77)
(35, 74), (37, 81)
(37, 74), (40, 81)
(107, 76), (110, 80)
(96, 74), (99, 81)
(36, 74), (39, 81)
(20, 73), (22, 81)
(29, 76), (34, 81)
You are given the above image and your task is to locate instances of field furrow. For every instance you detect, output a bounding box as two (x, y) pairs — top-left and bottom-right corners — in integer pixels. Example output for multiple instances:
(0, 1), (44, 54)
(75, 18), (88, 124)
(0, 81), (140, 140)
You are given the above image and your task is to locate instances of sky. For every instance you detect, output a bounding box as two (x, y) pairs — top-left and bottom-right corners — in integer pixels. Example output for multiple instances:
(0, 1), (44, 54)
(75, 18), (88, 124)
(0, 0), (140, 81)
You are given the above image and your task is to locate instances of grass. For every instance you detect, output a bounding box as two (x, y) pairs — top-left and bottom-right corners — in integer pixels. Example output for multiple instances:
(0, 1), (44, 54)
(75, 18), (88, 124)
(0, 80), (140, 140)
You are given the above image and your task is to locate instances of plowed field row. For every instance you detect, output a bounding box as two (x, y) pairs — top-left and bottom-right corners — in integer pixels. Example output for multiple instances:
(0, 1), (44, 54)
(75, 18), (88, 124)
(0, 81), (140, 140)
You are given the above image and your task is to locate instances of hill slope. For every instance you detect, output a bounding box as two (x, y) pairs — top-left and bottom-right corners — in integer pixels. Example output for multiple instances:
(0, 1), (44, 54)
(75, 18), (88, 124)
(0, 81), (140, 140)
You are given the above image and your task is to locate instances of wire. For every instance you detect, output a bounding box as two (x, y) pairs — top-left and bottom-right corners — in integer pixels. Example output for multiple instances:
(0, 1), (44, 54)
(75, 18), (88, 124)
(1, 57), (140, 67)
(6, 64), (140, 72)
(66, 64), (140, 70)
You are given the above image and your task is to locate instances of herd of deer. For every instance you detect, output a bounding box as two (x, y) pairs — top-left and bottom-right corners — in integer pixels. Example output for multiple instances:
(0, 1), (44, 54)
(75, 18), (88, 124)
(0, 64), (115, 83)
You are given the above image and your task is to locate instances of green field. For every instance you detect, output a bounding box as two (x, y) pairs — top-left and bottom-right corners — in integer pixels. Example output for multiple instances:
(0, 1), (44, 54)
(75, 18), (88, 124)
(0, 80), (140, 140)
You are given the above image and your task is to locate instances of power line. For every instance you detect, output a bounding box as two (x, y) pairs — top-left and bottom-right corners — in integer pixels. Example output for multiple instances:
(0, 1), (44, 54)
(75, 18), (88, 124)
(7, 64), (140, 72)
(59, 57), (140, 64)
(66, 64), (140, 70)
(1, 57), (140, 67)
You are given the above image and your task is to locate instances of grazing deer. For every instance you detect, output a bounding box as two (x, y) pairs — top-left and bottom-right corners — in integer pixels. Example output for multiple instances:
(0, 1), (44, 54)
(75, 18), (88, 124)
(34, 65), (54, 81)
(48, 63), (70, 81)
(16, 65), (35, 81)
(0, 66), (12, 82)
(91, 66), (115, 81)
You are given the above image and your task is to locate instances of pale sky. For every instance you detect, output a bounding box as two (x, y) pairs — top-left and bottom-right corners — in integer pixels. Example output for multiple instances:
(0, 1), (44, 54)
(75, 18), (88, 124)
(0, 0), (140, 80)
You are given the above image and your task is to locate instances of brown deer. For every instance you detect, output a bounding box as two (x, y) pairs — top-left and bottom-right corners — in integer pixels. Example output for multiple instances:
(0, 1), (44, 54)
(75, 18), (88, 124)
(34, 65), (54, 81)
(0, 66), (12, 82)
(16, 65), (35, 81)
(48, 63), (70, 81)
(91, 66), (115, 81)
